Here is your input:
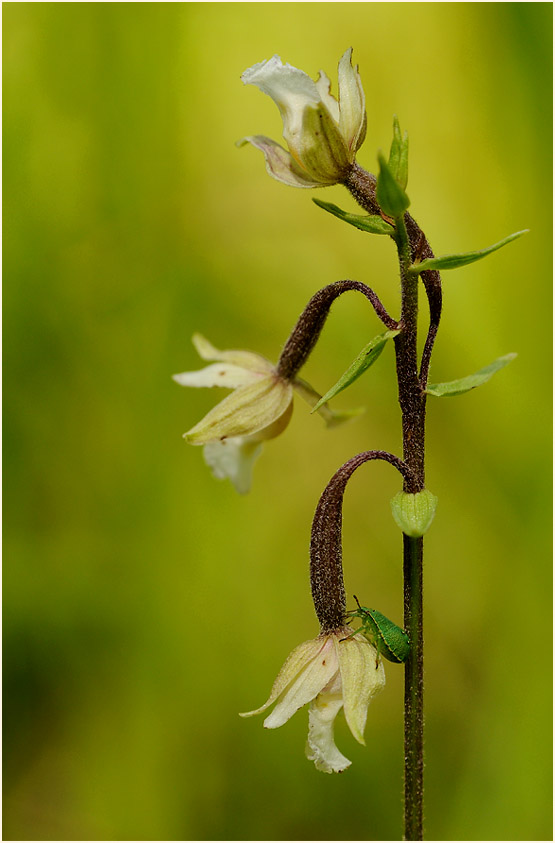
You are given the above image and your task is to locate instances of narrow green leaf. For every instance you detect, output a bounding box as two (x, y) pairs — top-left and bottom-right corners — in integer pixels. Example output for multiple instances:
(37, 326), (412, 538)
(414, 230), (529, 273)
(426, 353), (517, 397)
(376, 153), (410, 217)
(311, 330), (400, 413)
(312, 198), (394, 235)
(388, 117), (409, 190)
(397, 130), (409, 191)
(388, 117), (402, 180)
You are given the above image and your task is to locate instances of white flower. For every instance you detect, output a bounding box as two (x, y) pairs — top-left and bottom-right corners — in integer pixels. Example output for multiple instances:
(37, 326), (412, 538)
(239, 48), (366, 188)
(173, 333), (293, 494)
(240, 630), (385, 773)
(174, 334), (360, 493)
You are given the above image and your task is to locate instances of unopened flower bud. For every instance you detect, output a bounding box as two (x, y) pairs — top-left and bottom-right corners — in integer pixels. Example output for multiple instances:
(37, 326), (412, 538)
(390, 489), (438, 537)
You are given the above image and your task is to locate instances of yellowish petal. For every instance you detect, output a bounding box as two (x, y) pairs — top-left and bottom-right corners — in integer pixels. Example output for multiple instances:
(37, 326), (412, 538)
(237, 136), (323, 188)
(184, 377), (293, 445)
(315, 70), (340, 124)
(335, 634), (385, 745)
(337, 48), (366, 155)
(263, 637), (339, 729)
(192, 333), (274, 374)
(293, 378), (363, 428)
(296, 104), (350, 183)
(240, 636), (332, 719)
(247, 398), (293, 443)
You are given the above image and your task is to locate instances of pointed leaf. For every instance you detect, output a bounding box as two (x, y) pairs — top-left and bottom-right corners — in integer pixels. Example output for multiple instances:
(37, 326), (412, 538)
(388, 116), (402, 180)
(311, 330), (399, 413)
(376, 153), (410, 217)
(312, 199), (394, 235)
(397, 131), (409, 191)
(414, 230), (528, 273)
(426, 353), (516, 397)
(388, 117), (409, 190)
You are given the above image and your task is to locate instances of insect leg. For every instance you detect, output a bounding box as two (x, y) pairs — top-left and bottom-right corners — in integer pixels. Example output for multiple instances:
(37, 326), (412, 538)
(340, 626), (364, 642)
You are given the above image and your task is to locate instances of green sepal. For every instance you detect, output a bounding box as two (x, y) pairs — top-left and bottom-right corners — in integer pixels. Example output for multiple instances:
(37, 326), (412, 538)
(390, 490), (438, 537)
(312, 198), (394, 235)
(413, 230), (528, 273)
(426, 353), (516, 397)
(388, 116), (409, 190)
(310, 330), (399, 413)
(376, 153), (410, 217)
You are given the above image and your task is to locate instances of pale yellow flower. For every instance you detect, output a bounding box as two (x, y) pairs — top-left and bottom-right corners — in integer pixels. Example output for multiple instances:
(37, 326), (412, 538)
(174, 334), (360, 493)
(239, 48), (366, 188)
(173, 333), (293, 494)
(240, 630), (385, 773)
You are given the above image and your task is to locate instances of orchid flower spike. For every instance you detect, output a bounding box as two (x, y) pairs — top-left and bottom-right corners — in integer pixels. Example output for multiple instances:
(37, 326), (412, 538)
(241, 630), (385, 773)
(239, 48), (366, 188)
(173, 334), (354, 494)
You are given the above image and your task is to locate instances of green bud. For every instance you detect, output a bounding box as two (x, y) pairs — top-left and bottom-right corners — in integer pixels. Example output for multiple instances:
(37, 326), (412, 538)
(376, 153), (410, 218)
(390, 489), (438, 537)
(388, 116), (409, 191)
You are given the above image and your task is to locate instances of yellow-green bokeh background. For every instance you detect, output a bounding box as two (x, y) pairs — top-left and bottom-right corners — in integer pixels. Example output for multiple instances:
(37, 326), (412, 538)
(4, 3), (552, 840)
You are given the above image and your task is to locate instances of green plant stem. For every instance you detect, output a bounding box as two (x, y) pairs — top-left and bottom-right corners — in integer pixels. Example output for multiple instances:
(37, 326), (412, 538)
(403, 534), (424, 841)
(395, 215), (426, 840)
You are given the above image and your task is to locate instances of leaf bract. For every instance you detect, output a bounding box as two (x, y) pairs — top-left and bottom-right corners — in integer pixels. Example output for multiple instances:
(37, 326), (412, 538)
(311, 330), (399, 413)
(312, 199), (394, 235)
(414, 230), (528, 273)
(426, 353), (517, 397)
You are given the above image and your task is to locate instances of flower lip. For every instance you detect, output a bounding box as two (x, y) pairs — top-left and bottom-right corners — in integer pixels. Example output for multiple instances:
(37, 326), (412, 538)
(240, 630), (385, 773)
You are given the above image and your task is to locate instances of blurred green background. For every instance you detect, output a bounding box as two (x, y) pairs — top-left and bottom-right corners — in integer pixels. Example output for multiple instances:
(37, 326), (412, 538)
(3, 3), (552, 841)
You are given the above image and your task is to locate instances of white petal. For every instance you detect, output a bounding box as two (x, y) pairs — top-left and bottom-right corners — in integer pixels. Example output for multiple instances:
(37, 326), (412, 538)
(335, 634), (385, 745)
(315, 70), (340, 124)
(305, 690), (351, 773)
(263, 637), (338, 729)
(203, 437), (262, 494)
(337, 48), (366, 154)
(237, 136), (323, 188)
(242, 55), (319, 139)
(240, 637), (331, 718)
(192, 333), (274, 374)
(172, 363), (261, 389)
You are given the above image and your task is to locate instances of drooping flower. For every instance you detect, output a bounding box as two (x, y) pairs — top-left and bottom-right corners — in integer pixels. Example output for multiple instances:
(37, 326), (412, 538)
(173, 333), (293, 494)
(173, 333), (354, 494)
(238, 48), (366, 188)
(240, 630), (385, 773)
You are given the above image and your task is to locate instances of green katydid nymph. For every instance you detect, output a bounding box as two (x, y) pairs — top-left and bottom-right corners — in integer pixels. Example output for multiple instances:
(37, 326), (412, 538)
(343, 595), (411, 666)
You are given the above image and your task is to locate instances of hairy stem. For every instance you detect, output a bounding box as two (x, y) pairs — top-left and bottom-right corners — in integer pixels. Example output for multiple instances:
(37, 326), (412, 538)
(277, 279), (398, 381)
(310, 451), (415, 632)
(342, 164), (438, 840)
(404, 534), (424, 842)
(344, 163), (442, 390)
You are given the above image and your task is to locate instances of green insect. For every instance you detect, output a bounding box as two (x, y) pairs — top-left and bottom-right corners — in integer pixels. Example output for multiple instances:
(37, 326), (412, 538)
(344, 595), (411, 666)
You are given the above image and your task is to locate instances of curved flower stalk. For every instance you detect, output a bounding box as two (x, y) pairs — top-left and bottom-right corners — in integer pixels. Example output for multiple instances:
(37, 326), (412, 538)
(241, 451), (413, 773)
(239, 48), (366, 188)
(173, 333), (355, 493)
(240, 630), (384, 774)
